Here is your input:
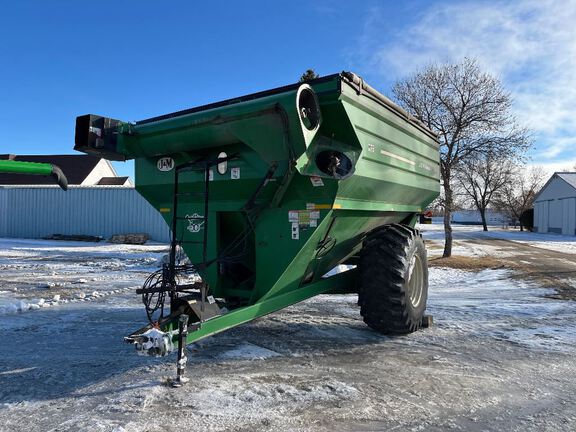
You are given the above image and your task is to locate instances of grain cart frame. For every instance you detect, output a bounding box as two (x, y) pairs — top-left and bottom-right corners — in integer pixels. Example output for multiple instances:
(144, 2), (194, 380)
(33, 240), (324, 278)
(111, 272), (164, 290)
(75, 72), (439, 384)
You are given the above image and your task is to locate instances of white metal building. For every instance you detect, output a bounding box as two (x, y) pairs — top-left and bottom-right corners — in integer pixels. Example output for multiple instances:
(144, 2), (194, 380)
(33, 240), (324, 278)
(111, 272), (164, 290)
(534, 172), (576, 236)
(0, 186), (171, 242)
(0, 154), (170, 241)
(451, 209), (510, 226)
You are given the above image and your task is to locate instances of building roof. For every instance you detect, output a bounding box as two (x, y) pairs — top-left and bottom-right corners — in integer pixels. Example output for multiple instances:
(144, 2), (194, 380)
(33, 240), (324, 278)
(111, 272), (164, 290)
(97, 176), (129, 185)
(0, 154), (103, 185)
(534, 172), (576, 202)
(557, 173), (576, 190)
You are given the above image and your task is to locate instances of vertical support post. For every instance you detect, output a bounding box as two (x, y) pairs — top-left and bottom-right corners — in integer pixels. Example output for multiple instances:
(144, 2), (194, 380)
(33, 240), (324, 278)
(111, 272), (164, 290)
(170, 314), (189, 388)
(169, 168), (180, 276)
(201, 163), (210, 313)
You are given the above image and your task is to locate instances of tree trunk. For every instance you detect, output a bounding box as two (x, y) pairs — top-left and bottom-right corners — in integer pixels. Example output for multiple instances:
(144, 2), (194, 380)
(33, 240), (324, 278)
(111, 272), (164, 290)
(443, 181), (453, 257)
(479, 207), (488, 231)
(443, 211), (453, 257)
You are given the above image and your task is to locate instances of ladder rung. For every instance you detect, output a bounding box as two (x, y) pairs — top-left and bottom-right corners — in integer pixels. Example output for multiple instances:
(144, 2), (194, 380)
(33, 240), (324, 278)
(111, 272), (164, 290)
(176, 192), (206, 197)
(177, 166), (209, 172)
(176, 283), (204, 290)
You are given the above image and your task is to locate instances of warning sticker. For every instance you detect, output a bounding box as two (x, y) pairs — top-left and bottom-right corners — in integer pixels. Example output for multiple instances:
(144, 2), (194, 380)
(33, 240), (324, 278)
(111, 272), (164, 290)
(306, 203), (316, 210)
(288, 211), (299, 222)
(310, 176), (324, 187)
(231, 167), (240, 180)
(291, 222), (299, 240)
(209, 169), (214, 181)
(287, 210), (321, 228)
(298, 212), (311, 226)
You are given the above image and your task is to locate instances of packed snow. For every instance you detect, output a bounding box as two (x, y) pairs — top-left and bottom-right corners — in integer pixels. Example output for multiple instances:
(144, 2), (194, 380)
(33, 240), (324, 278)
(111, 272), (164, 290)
(0, 231), (575, 431)
(429, 268), (576, 352)
(0, 238), (168, 316)
(419, 222), (576, 255)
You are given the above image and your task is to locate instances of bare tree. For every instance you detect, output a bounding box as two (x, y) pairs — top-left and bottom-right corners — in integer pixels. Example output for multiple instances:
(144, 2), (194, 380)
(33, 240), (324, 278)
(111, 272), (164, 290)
(559, 163), (576, 171)
(393, 58), (531, 257)
(299, 69), (319, 82)
(456, 153), (515, 231)
(498, 166), (546, 231)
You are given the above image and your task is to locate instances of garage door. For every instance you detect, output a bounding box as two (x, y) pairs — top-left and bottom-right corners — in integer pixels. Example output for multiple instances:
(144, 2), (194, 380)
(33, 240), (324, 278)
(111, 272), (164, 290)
(537, 201), (549, 233)
(562, 198), (576, 235)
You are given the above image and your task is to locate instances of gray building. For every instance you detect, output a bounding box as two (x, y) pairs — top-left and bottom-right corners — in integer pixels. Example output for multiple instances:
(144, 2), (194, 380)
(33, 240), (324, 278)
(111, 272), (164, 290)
(534, 172), (576, 235)
(0, 186), (171, 242)
(0, 154), (169, 242)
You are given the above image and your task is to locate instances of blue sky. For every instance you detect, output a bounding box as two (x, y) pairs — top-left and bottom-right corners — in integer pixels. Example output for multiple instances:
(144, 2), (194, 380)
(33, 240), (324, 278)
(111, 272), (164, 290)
(1, 0), (574, 178)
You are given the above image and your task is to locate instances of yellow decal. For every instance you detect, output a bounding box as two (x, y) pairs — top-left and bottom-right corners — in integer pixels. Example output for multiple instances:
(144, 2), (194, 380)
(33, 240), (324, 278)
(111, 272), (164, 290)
(306, 204), (341, 210)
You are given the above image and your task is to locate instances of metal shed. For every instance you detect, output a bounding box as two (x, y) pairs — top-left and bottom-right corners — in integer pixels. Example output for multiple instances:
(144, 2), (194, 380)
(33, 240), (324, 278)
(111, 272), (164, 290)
(0, 186), (170, 241)
(534, 173), (576, 236)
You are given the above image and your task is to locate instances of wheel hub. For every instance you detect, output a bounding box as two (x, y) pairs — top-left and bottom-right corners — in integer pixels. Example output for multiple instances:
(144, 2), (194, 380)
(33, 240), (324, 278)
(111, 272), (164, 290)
(407, 253), (424, 308)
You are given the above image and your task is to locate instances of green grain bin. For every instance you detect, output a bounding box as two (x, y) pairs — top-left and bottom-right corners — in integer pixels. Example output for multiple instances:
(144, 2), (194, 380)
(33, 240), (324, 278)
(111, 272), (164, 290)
(74, 72), (439, 370)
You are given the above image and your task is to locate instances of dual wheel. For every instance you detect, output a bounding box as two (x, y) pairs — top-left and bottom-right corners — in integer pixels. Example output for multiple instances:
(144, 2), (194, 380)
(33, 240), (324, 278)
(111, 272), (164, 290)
(358, 224), (428, 335)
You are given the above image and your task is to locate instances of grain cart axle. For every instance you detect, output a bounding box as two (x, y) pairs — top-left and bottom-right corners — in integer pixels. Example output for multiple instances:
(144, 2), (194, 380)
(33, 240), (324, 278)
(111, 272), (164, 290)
(74, 72), (439, 383)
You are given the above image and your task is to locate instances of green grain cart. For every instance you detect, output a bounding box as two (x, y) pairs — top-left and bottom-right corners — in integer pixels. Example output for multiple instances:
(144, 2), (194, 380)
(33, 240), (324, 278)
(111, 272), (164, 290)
(75, 72), (439, 384)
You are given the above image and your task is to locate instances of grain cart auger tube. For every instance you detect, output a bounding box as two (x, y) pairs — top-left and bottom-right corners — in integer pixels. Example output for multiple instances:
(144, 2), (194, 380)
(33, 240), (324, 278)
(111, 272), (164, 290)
(74, 72), (440, 385)
(0, 160), (68, 190)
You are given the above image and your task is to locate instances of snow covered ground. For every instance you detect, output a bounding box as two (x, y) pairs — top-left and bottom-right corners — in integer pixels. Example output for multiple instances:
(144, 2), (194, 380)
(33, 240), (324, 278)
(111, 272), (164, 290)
(0, 232), (575, 431)
(419, 223), (576, 255)
(0, 238), (168, 315)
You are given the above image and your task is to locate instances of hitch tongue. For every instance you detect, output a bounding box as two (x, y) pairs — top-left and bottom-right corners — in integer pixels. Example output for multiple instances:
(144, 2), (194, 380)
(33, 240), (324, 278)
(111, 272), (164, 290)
(131, 327), (175, 357)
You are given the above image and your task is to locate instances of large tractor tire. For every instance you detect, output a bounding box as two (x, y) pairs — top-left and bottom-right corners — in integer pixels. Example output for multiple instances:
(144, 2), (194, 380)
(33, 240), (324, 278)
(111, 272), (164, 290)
(358, 224), (428, 335)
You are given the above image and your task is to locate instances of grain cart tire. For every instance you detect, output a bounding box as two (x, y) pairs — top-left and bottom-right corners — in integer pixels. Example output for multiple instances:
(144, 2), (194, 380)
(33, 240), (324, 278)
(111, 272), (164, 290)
(358, 224), (428, 335)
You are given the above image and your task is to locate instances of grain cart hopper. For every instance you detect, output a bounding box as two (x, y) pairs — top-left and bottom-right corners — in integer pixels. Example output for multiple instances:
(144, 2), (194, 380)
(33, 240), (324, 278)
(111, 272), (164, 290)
(0, 160), (68, 190)
(74, 72), (439, 384)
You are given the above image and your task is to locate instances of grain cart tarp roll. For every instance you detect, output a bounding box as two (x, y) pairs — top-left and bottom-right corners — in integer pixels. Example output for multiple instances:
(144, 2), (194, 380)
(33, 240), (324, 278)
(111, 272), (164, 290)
(74, 72), (440, 359)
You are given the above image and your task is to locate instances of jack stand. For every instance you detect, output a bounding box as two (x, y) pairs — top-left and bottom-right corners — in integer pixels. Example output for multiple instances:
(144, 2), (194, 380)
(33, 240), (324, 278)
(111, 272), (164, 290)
(421, 314), (433, 328)
(170, 314), (190, 388)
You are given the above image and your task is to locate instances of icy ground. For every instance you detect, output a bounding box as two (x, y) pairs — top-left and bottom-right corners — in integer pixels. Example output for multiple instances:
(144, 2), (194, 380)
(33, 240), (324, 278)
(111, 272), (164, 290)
(0, 238), (168, 315)
(1, 230), (576, 431)
(420, 223), (576, 255)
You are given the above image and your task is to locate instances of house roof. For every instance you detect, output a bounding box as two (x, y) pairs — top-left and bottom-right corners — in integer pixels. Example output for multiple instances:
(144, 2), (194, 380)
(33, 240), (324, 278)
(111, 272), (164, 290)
(97, 176), (129, 185)
(0, 154), (102, 185)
